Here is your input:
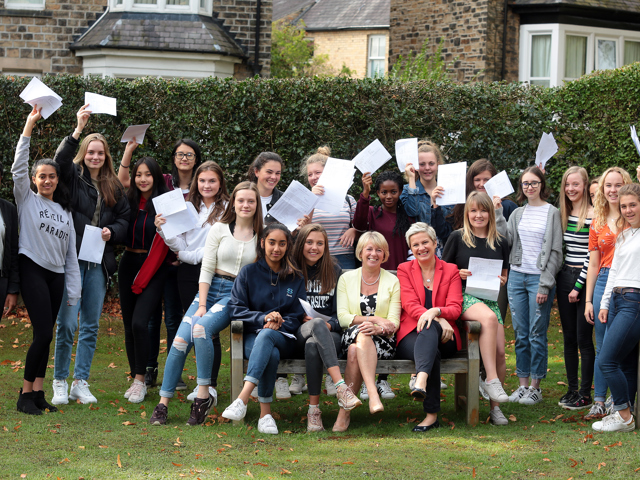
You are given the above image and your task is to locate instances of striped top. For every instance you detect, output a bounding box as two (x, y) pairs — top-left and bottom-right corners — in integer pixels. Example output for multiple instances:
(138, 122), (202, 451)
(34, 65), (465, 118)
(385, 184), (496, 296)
(312, 195), (356, 256)
(564, 215), (592, 291)
(511, 203), (550, 275)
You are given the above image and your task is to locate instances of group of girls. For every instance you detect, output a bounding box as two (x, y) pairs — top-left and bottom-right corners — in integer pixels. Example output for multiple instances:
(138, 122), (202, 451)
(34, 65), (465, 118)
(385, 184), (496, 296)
(9, 104), (640, 434)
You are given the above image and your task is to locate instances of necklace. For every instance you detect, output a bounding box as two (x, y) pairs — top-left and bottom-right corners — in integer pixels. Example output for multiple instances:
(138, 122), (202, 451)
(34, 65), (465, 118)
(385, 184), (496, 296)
(270, 270), (278, 286)
(362, 271), (381, 286)
(632, 227), (640, 236)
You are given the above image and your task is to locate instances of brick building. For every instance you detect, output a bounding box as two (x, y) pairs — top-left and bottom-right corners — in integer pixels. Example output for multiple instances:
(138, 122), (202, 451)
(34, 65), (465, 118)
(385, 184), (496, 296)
(274, 0), (390, 79)
(390, 0), (640, 86)
(0, 0), (272, 79)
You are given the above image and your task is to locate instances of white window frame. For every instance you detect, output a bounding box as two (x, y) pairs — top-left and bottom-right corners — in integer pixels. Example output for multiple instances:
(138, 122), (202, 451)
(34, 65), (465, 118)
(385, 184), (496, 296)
(5, 0), (45, 11)
(521, 23), (640, 87)
(367, 34), (386, 78)
(110, 0), (211, 15)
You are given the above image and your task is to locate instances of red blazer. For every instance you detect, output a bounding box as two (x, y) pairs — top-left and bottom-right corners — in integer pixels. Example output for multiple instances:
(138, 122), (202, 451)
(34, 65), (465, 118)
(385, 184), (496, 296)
(397, 257), (463, 350)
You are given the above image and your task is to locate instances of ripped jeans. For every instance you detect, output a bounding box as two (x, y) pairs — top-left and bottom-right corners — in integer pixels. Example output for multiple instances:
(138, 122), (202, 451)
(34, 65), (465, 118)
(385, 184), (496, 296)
(159, 276), (233, 398)
(508, 270), (556, 380)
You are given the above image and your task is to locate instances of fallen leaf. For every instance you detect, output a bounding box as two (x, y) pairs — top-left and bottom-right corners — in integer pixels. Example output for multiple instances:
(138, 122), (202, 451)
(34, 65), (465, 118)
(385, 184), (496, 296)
(247, 471), (254, 478)
(108, 363), (117, 368)
(122, 421), (136, 426)
(342, 461), (353, 465)
(597, 462), (606, 470)
(281, 469), (292, 475)
(20, 475), (26, 478)
(557, 381), (567, 386)
(569, 458), (577, 468)
(172, 462), (183, 467)
(543, 458), (551, 462)
(509, 414), (517, 422)
(117, 454), (122, 468)
(58, 458), (70, 464)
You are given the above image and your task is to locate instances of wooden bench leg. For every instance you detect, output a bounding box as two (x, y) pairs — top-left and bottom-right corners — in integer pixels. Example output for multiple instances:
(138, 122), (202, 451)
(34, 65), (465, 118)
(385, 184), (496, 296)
(230, 322), (245, 425)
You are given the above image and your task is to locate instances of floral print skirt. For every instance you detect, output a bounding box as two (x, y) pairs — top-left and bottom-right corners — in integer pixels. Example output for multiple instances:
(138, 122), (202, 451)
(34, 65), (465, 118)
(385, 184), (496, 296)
(341, 325), (396, 359)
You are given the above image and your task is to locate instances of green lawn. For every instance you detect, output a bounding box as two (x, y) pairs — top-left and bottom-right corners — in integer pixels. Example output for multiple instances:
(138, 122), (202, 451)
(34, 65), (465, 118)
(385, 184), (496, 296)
(0, 301), (638, 479)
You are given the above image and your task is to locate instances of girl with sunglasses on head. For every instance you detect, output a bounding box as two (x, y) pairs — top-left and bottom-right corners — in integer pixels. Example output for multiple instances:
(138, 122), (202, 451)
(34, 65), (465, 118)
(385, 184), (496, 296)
(51, 104), (130, 407)
(12, 106), (80, 415)
(506, 166), (562, 406)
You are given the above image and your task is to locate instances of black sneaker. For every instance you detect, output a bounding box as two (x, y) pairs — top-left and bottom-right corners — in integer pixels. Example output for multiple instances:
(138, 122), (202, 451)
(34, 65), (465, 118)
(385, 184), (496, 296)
(187, 394), (214, 426)
(176, 377), (187, 391)
(563, 395), (593, 411)
(145, 367), (158, 387)
(17, 389), (43, 415)
(150, 403), (168, 425)
(558, 390), (579, 406)
(33, 390), (58, 412)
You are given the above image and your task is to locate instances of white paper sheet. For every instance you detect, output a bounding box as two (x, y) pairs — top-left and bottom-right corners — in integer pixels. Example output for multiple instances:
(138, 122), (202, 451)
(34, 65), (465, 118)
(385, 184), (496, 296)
(535, 132), (558, 170)
(436, 161), (467, 206)
(85, 92), (117, 116)
(19, 77), (63, 119)
(314, 157), (355, 214)
(395, 138), (419, 173)
(77, 225), (106, 264)
(483, 170), (514, 200)
(352, 139), (392, 174)
(160, 201), (199, 239)
(465, 257), (503, 302)
(267, 180), (319, 231)
(299, 298), (331, 322)
(631, 126), (640, 157)
(121, 124), (151, 144)
(152, 189), (187, 217)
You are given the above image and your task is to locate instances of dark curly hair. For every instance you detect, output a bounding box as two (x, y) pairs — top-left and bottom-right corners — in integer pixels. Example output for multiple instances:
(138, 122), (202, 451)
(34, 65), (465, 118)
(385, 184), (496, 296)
(373, 170), (411, 238)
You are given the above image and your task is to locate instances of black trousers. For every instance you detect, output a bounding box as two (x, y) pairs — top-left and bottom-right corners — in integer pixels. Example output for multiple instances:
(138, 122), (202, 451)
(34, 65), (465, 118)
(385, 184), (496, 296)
(396, 325), (457, 413)
(118, 251), (169, 377)
(556, 264), (595, 397)
(20, 255), (65, 382)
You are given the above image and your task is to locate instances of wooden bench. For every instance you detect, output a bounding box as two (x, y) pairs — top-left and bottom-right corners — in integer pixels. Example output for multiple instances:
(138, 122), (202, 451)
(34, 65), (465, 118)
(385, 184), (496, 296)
(229, 319), (481, 425)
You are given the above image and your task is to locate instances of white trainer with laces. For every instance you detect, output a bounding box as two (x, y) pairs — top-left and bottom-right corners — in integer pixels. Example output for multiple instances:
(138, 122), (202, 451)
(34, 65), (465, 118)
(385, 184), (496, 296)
(592, 411), (635, 432)
(519, 387), (543, 405)
(69, 380), (97, 404)
(508, 385), (528, 403)
(128, 380), (147, 404)
(376, 380), (395, 399)
(325, 376), (337, 396)
(187, 386), (218, 405)
(478, 376), (489, 400)
(222, 398), (247, 421)
(258, 414), (279, 434)
(360, 384), (369, 400)
(51, 379), (69, 405)
(289, 374), (307, 395)
(483, 378), (509, 403)
(275, 377), (291, 399)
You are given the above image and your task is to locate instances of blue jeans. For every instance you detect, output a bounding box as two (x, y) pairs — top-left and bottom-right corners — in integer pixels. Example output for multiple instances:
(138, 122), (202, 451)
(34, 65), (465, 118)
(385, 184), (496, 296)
(54, 260), (106, 381)
(508, 270), (556, 380)
(334, 253), (355, 270)
(147, 265), (182, 369)
(593, 268), (610, 402)
(158, 276), (233, 398)
(244, 329), (296, 403)
(597, 290), (640, 411)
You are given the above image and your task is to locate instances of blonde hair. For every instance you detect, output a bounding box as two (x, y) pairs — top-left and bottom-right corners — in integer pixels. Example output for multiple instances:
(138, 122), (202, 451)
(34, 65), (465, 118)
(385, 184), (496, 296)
(559, 166), (590, 232)
(300, 146), (331, 182)
(461, 192), (501, 250)
(405, 222), (437, 245)
(405, 139), (445, 183)
(615, 184), (640, 239)
(593, 167), (633, 230)
(355, 231), (389, 264)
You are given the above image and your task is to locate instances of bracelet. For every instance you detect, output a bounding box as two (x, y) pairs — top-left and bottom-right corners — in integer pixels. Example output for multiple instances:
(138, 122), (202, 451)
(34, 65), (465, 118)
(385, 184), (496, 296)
(585, 300), (592, 304)
(120, 163), (130, 168)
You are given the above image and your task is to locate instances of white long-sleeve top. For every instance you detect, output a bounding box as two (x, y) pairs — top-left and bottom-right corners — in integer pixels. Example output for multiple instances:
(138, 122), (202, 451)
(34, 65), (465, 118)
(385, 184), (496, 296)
(12, 135), (81, 305)
(158, 200), (225, 265)
(198, 222), (257, 285)
(600, 228), (640, 310)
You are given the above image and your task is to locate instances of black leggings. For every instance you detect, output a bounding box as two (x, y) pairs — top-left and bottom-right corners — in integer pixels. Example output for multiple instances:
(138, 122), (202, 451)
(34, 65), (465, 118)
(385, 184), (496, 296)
(396, 325), (457, 413)
(119, 251), (169, 377)
(20, 255), (65, 382)
(557, 264), (595, 397)
(176, 262), (222, 387)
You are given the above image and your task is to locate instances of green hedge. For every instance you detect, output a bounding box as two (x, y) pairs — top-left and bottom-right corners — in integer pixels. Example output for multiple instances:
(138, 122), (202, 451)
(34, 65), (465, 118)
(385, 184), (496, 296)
(1, 65), (640, 203)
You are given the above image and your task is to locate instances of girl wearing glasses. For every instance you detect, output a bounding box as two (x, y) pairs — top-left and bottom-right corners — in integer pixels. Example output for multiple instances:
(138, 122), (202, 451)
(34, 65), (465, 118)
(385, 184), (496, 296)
(506, 166), (562, 406)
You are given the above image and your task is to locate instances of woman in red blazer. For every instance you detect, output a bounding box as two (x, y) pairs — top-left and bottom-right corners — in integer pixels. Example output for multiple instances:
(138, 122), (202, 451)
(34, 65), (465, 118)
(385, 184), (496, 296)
(396, 222), (463, 432)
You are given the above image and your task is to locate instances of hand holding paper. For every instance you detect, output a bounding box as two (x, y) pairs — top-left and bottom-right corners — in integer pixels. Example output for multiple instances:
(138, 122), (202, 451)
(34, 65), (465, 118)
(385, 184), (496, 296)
(395, 138), (418, 173)
(483, 170), (514, 200)
(85, 92), (117, 116)
(464, 257), (503, 302)
(19, 77), (63, 120)
(353, 139), (392, 175)
(436, 161), (467, 206)
(267, 180), (319, 231)
(121, 124), (151, 144)
(535, 132), (558, 170)
(78, 225), (106, 264)
(631, 126), (640, 157)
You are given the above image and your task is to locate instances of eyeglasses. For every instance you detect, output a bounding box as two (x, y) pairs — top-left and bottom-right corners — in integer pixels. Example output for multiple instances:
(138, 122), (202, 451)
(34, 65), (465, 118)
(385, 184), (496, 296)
(175, 152), (195, 160)
(522, 181), (541, 189)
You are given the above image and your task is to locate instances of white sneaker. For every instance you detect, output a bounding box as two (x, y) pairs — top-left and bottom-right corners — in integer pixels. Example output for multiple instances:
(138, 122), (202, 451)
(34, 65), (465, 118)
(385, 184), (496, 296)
(187, 386), (218, 406)
(69, 380), (97, 404)
(250, 385), (258, 397)
(605, 395), (614, 415)
(409, 375), (416, 391)
(483, 378), (509, 403)
(376, 380), (395, 399)
(222, 398), (247, 421)
(51, 379), (69, 405)
(519, 387), (542, 405)
(441, 380), (448, 390)
(325, 376), (337, 396)
(258, 414), (278, 434)
(124, 382), (136, 399)
(592, 411), (635, 432)
(360, 384), (369, 400)
(508, 385), (528, 403)
(128, 380), (147, 404)
(289, 374), (307, 395)
(275, 377), (291, 399)
(478, 376), (489, 400)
